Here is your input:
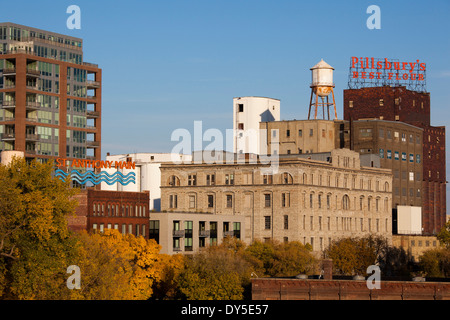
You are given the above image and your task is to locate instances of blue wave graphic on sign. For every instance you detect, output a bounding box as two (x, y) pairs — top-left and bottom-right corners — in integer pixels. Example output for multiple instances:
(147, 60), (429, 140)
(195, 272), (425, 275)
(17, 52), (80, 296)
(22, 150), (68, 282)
(55, 169), (136, 185)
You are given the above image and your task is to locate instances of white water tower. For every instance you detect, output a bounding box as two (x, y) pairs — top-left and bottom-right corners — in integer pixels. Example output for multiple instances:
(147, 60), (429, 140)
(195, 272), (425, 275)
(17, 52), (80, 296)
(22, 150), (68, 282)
(308, 59), (337, 120)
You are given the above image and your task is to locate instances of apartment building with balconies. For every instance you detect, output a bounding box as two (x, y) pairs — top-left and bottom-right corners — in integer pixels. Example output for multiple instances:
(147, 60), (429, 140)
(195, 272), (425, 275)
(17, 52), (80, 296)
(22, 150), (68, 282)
(0, 22), (101, 164)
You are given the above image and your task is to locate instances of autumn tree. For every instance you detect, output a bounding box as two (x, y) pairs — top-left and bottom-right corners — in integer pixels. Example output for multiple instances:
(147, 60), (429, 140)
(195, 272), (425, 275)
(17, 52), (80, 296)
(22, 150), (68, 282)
(244, 240), (317, 277)
(177, 238), (253, 300)
(324, 235), (389, 276)
(71, 229), (163, 300)
(0, 157), (79, 299)
(419, 248), (450, 278)
(437, 221), (450, 249)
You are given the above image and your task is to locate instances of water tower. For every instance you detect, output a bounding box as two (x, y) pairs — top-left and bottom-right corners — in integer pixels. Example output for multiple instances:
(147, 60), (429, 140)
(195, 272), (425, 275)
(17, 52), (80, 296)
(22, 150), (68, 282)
(308, 59), (337, 120)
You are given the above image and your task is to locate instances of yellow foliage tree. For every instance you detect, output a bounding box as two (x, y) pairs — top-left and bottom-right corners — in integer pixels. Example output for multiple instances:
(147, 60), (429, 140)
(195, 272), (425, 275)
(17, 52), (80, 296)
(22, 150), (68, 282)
(71, 229), (163, 300)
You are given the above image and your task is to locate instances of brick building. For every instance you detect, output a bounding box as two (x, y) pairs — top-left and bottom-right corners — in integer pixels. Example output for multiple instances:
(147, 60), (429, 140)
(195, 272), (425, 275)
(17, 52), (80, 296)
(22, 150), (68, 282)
(70, 189), (150, 238)
(343, 86), (446, 235)
(0, 23), (101, 164)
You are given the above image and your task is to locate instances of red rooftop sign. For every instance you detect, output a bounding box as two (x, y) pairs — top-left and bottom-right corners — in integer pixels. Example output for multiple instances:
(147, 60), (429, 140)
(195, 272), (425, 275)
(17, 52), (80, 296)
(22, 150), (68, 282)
(348, 57), (427, 93)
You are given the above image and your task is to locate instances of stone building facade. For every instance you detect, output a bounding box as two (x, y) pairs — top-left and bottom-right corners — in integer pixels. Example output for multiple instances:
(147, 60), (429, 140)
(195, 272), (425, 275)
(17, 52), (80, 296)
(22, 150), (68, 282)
(159, 148), (393, 253)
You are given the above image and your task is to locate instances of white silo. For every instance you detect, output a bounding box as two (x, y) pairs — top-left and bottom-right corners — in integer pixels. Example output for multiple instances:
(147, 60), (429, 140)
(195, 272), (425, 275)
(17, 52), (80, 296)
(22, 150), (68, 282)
(308, 59), (337, 120)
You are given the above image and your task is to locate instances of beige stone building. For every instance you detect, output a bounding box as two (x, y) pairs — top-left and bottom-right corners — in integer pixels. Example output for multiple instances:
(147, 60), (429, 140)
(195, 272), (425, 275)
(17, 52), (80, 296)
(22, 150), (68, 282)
(158, 148), (393, 254)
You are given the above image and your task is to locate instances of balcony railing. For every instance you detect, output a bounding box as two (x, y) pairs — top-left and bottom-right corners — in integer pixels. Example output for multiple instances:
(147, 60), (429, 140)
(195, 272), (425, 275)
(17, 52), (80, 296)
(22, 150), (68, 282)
(199, 230), (210, 237)
(86, 141), (100, 148)
(3, 116), (15, 121)
(223, 231), (235, 237)
(86, 80), (100, 88)
(26, 101), (41, 110)
(2, 101), (16, 109)
(26, 117), (38, 123)
(25, 133), (40, 141)
(2, 68), (16, 75)
(26, 69), (40, 77)
(1, 133), (15, 140)
(172, 230), (185, 237)
(86, 110), (100, 118)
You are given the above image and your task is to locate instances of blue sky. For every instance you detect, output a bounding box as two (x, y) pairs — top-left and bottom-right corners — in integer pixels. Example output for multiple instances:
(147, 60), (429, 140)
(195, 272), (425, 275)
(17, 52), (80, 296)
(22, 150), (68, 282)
(2, 0), (450, 158)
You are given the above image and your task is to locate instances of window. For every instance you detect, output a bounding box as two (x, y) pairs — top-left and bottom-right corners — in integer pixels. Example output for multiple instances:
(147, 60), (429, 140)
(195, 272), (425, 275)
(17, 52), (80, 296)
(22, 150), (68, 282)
(284, 215), (289, 229)
(343, 195), (350, 210)
(394, 151), (399, 160)
(233, 222), (241, 239)
(286, 129), (290, 137)
(169, 175), (180, 186)
(349, 101), (353, 108)
(226, 195), (233, 208)
(263, 174), (273, 184)
(298, 129), (303, 137)
(282, 193), (290, 207)
(264, 216), (271, 230)
(387, 150), (392, 159)
(188, 174), (197, 186)
(189, 195), (196, 208)
(379, 149), (384, 159)
(264, 194), (271, 207)
(401, 152), (406, 161)
(206, 174), (215, 186)
(360, 128), (372, 137)
(309, 194), (313, 208)
(169, 194), (177, 209)
(309, 129), (313, 136)
(238, 123), (244, 130)
(207, 195), (214, 208)
(409, 154), (414, 162)
(282, 172), (293, 184)
(416, 154), (421, 163)
(238, 104), (244, 112)
(379, 99), (384, 106)
(409, 172), (414, 181)
(225, 174), (234, 185)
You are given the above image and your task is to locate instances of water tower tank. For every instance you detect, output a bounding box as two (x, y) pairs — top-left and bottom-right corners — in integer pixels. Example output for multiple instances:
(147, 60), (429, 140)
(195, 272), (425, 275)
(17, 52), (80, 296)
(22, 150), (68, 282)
(311, 59), (334, 97)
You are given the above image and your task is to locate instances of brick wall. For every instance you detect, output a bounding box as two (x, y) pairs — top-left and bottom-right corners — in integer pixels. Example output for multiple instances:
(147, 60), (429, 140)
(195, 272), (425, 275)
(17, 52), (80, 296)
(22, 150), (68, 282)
(251, 278), (450, 300)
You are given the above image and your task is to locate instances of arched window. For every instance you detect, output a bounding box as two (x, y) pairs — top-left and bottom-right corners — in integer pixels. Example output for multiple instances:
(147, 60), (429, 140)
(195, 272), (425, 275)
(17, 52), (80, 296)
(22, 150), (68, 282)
(342, 195), (350, 210)
(282, 172), (293, 184)
(168, 175), (180, 186)
(384, 181), (389, 192)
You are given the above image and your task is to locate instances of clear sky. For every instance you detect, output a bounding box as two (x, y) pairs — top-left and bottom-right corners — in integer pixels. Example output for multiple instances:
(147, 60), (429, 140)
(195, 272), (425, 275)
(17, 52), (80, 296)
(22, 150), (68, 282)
(2, 0), (450, 157)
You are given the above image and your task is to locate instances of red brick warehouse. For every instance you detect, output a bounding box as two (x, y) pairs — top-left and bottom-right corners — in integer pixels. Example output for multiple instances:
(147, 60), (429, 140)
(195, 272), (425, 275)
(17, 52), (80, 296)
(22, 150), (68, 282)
(344, 57), (446, 235)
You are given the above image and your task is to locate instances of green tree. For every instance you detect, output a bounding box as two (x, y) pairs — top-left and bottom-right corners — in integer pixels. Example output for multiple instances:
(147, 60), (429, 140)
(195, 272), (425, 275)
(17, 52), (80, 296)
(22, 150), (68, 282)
(0, 157), (79, 299)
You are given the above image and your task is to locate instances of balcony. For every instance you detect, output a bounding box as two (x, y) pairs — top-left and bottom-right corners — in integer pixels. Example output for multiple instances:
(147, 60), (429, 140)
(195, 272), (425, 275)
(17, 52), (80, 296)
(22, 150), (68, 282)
(26, 101), (41, 110)
(25, 133), (40, 141)
(86, 80), (100, 88)
(199, 230), (210, 237)
(1, 133), (15, 141)
(26, 84), (39, 91)
(223, 231), (235, 238)
(86, 141), (100, 148)
(86, 95), (97, 100)
(172, 230), (185, 237)
(2, 68), (16, 75)
(26, 69), (40, 77)
(2, 101), (16, 109)
(26, 117), (38, 124)
(86, 110), (100, 118)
